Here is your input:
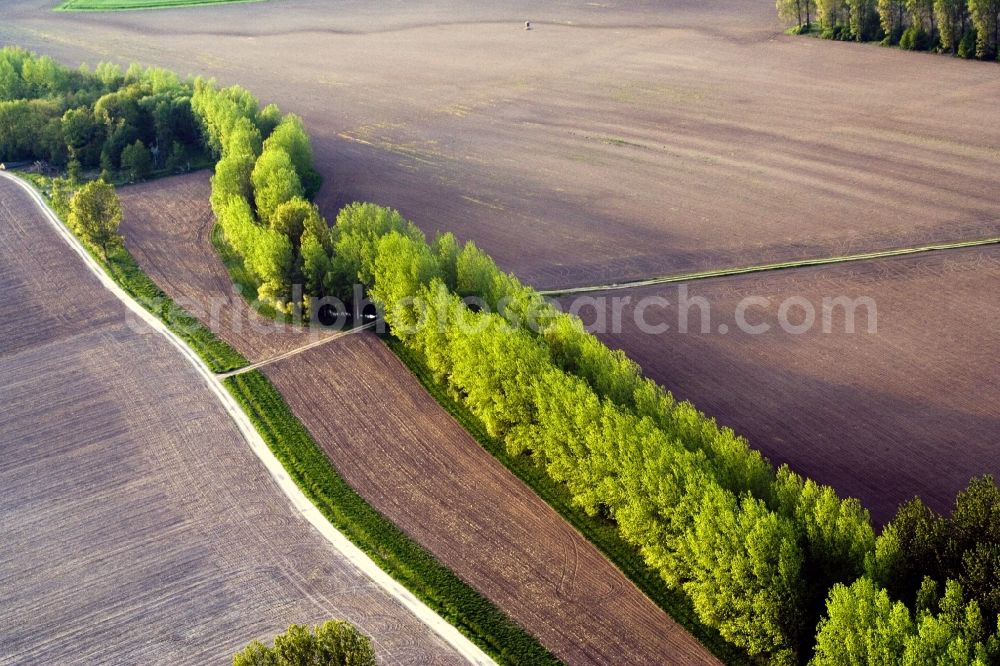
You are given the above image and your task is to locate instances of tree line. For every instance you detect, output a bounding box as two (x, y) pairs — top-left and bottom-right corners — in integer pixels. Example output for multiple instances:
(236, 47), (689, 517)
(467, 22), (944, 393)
(5, 47), (998, 664)
(777, 0), (1000, 60)
(190, 78), (328, 313)
(0, 47), (207, 182)
(328, 203), (1000, 663)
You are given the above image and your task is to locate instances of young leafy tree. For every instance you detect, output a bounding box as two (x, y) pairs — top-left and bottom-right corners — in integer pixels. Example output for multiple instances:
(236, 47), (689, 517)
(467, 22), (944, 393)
(907, 0), (936, 31)
(943, 475), (1000, 627)
(251, 146), (303, 224)
(120, 139), (152, 182)
(264, 114), (322, 198)
(330, 202), (424, 290)
(935, 0), (970, 51)
(849, 0), (882, 38)
(68, 178), (122, 256)
(300, 227), (333, 298)
(447, 312), (552, 442)
(879, 0), (910, 41)
(811, 577), (914, 665)
(233, 620), (376, 666)
(816, 0), (850, 30)
(969, 0), (1000, 59)
(270, 197), (321, 246)
(61, 106), (102, 166)
(778, 0), (807, 27)
(370, 231), (442, 336)
(869, 496), (946, 608)
(432, 231), (460, 291)
(256, 102), (282, 138)
(679, 486), (805, 662)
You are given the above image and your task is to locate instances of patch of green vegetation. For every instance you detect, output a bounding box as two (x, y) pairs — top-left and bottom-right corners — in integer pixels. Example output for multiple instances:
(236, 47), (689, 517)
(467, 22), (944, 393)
(19, 172), (247, 373)
(386, 338), (750, 666)
(210, 223), (294, 324)
(56, 0), (263, 12)
(224, 370), (560, 666)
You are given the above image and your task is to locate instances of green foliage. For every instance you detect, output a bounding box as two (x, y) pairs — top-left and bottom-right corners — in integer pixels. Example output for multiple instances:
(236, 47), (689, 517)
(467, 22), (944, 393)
(812, 577), (914, 664)
(0, 47), (208, 178)
(371, 232), (442, 334)
(263, 114), (322, 198)
(232, 620), (376, 666)
(330, 202), (424, 292)
(969, 0), (1000, 59)
(681, 488), (804, 660)
(432, 231), (460, 291)
(849, 0), (883, 39)
(959, 25), (979, 55)
(871, 475), (1000, 643)
(817, 0), (850, 28)
(900, 24), (933, 48)
(251, 146), (303, 224)
(68, 178), (121, 254)
(120, 139), (152, 182)
(812, 577), (997, 665)
(936, 0), (971, 51)
(879, 0), (909, 41)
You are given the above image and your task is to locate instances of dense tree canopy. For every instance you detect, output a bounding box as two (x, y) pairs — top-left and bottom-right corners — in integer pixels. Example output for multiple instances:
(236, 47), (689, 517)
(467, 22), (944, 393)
(0, 48), (207, 175)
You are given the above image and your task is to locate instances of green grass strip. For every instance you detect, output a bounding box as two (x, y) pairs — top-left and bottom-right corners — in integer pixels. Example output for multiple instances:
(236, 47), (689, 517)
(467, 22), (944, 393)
(55, 0), (263, 12)
(224, 370), (561, 666)
(386, 339), (750, 666)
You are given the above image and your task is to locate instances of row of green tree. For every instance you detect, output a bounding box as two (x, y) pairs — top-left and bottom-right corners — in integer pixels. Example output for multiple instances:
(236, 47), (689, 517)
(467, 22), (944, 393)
(777, 0), (1000, 60)
(0, 47), (204, 182)
(325, 202), (1000, 663)
(190, 78), (328, 312)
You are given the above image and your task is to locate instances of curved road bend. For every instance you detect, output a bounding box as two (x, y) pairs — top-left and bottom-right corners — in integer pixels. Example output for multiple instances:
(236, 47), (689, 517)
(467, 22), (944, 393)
(0, 173), (486, 665)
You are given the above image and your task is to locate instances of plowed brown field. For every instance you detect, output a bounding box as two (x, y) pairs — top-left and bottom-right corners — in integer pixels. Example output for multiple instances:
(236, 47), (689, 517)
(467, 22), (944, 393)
(559, 248), (1000, 525)
(3, 0), (999, 288)
(0, 176), (466, 665)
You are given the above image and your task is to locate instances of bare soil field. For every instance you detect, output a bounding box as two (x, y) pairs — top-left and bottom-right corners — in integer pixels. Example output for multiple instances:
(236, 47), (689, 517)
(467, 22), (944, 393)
(117, 175), (717, 663)
(559, 247), (1000, 525)
(0, 177), (466, 664)
(3, 0), (1000, 288)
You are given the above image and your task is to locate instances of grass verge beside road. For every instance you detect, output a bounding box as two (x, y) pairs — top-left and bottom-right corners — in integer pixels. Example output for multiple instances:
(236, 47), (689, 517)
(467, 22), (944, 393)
(56, 0), (262, 11)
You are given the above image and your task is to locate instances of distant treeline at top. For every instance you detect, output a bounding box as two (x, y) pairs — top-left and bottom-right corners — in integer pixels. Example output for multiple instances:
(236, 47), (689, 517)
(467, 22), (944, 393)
(5, 47), (1000, 665)
(0, 47), (208, 182)
(777, 0), (1000, 60)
